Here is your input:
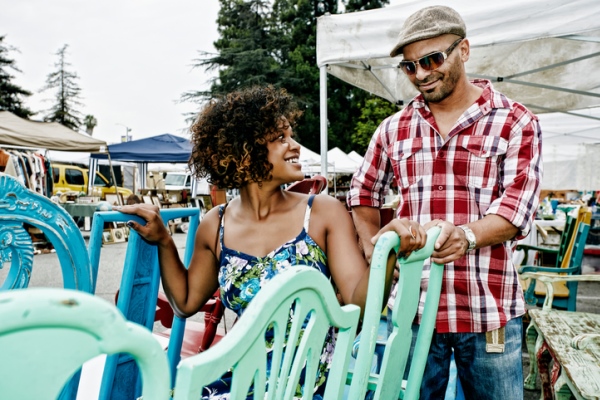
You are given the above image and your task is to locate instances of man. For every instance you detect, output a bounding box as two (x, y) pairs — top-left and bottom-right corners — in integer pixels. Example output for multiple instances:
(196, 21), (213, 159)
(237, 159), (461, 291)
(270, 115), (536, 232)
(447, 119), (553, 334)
(348, 5), (542, 399)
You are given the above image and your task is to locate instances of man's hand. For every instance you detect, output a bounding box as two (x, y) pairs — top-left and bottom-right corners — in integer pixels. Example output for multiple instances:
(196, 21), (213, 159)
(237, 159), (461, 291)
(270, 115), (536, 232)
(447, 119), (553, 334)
(423, 220), (468, 264)
(371, 218), (427, 258)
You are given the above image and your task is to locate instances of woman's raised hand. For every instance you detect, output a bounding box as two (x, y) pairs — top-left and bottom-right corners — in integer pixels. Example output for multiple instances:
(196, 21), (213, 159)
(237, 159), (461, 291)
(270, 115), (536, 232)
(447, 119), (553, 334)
(114, 204), (172, 246)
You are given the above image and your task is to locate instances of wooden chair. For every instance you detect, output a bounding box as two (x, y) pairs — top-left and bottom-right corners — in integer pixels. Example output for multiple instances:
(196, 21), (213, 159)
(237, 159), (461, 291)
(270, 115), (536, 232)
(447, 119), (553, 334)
(347, 227), (444, 400)
(519, 222), (591, 311)
(516, 215), (577, 268)
(0, 287), (170, 400)
(88, 207), (201, 398)
(0, 173), (93, 293)
(172, 266), (361, 400)
(286, 175), (328, 194)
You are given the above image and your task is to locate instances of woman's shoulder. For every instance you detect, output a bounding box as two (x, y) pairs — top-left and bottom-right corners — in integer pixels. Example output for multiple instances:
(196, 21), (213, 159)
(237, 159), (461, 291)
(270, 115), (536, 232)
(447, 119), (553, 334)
(310, 193), (350, 219)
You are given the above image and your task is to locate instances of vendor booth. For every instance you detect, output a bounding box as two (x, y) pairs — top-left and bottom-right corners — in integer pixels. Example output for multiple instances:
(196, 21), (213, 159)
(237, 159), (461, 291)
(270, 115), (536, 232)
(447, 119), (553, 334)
(90, 133), (192, 191)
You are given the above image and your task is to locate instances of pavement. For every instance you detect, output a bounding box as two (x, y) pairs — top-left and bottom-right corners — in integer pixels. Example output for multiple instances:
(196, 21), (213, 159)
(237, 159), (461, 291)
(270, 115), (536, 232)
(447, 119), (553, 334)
(3, 231), (600, 399)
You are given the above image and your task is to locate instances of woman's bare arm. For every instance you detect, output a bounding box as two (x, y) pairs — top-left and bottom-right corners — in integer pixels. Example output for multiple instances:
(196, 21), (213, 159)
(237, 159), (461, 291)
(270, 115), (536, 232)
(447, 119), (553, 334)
(117, 204), (220, 318)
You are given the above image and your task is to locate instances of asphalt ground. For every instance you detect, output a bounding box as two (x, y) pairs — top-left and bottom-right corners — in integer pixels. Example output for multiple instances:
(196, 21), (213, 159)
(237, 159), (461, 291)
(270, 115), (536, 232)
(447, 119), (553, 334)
(3, 231), (599, 399)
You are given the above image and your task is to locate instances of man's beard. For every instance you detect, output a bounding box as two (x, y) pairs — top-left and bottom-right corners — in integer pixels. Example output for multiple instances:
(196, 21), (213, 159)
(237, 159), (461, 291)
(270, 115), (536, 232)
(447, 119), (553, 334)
(414, 62), (461, 103)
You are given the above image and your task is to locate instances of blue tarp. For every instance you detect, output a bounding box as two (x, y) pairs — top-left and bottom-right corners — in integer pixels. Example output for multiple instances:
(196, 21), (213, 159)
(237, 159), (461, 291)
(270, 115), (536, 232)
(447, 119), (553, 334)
(91, 133), (191, 163)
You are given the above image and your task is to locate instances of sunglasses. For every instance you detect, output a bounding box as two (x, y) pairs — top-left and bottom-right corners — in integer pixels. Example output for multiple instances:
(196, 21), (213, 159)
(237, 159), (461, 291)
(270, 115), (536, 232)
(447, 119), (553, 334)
(398, 38), (463, 76)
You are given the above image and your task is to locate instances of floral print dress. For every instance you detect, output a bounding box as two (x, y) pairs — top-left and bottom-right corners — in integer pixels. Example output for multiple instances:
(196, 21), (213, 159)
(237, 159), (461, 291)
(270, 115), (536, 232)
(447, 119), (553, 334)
(200, 195), (335, 400)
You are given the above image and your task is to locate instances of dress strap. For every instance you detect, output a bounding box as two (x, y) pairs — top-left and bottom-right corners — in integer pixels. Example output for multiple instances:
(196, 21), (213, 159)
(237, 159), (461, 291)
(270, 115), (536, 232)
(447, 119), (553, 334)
(303, 195), (315, 232)
(218, 204), (228, 251)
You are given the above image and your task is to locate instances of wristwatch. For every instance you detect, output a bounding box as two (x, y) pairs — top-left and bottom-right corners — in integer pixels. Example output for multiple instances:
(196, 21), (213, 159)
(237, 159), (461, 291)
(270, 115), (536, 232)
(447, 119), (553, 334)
(458, 225), (477, 252)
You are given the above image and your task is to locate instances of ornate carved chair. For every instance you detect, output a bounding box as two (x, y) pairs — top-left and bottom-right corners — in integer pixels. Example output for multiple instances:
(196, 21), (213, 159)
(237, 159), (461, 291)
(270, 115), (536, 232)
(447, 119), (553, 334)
(0, 173), (93, 293)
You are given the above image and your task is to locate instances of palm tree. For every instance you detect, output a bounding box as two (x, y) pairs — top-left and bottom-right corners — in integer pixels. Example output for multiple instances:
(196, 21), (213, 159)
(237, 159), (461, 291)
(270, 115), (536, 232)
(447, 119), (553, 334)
(83, 114), (97, 136)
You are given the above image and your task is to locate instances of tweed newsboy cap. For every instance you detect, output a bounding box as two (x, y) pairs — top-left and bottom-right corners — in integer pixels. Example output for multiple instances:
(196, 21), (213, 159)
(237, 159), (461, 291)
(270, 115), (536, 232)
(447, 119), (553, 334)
(390, 5), (466, 57)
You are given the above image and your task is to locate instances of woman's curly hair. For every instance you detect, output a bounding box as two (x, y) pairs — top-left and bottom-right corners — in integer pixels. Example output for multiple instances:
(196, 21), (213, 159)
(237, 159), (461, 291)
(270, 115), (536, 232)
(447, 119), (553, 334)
(189, 86), (302, 189)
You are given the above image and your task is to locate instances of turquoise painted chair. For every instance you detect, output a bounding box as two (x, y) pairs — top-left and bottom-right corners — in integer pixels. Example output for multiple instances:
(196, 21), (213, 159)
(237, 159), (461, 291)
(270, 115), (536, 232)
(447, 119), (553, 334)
(0, 287), (170, 400)
(87, 207), (200, 399)
(0, 173), (93, 293)
(347, 227), (445, 400)
(519, 222), (590, 312)
(0, 173), (94, 400)
(172, 266), (361, 400)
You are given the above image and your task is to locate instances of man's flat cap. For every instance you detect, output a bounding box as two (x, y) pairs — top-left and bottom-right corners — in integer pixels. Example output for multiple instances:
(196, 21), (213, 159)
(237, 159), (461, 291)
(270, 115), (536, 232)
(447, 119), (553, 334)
(390, 5), (466, 57)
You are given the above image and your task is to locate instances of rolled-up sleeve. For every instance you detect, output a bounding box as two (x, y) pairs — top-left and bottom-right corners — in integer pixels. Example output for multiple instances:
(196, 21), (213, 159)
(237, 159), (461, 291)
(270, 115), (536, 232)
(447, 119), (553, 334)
(485, 104), (543, 240)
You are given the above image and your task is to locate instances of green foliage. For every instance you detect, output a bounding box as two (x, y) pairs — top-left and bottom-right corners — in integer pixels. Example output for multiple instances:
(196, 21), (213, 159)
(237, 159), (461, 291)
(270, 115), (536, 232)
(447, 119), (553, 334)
(83, 114), (97, 136)
(183, 0), (390, 153)
(0, 35), (34, 119)
(352, 96), (398, 154)
(40, 44), (83, 130)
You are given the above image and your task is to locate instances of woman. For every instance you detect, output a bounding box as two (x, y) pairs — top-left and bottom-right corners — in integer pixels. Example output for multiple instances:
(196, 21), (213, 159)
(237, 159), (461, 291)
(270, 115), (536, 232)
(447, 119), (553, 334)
(117, 86), (425, 398)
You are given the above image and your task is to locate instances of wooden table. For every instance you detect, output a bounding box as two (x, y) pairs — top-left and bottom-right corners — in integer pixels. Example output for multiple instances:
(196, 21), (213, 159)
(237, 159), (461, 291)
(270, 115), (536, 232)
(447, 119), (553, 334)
(524, 274), (600, 400)
(61, 203), (99, 231)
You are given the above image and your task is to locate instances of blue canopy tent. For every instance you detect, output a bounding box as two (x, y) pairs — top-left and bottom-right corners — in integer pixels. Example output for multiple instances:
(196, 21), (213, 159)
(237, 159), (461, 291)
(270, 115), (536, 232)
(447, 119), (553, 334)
(91, 133), (192, 192)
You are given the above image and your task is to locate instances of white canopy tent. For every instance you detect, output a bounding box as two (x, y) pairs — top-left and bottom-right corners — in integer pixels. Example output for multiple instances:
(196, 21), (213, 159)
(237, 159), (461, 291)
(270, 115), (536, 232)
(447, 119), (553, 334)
(537, 107), (600, 191)
(348, 150), (364, 165)
(316, 0), (600, 185)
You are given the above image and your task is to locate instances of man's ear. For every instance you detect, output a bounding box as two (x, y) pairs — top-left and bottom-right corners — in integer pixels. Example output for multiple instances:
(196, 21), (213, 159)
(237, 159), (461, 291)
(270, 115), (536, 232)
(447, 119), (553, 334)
(460, 38), (470, 62)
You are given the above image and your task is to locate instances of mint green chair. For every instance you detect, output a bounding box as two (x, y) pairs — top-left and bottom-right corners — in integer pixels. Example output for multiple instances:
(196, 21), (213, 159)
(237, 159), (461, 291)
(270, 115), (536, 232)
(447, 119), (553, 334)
(172, 266), (361, 400)
(0, 287), (170, 400)
(347, 227), (444, 400)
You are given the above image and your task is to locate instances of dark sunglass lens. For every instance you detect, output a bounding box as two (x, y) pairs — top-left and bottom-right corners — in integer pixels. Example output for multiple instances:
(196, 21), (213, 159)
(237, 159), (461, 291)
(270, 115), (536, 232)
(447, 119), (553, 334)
(400, 61), (416, 75)
(420, 52), (445, 71)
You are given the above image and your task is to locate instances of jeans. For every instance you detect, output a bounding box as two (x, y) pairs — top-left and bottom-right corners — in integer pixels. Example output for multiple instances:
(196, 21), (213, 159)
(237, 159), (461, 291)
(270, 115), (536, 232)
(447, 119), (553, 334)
(387, 309), (523, 400)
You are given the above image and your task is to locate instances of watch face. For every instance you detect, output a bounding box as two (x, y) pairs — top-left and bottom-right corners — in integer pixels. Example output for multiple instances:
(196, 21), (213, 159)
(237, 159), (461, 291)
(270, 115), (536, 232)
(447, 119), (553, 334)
(461, 226), (476, 250)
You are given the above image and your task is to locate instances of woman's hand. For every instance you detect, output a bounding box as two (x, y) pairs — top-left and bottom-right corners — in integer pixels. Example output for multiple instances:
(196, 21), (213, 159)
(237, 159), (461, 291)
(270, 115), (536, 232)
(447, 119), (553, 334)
(114, 204), (171, 246)
(370, 218), (427, 257)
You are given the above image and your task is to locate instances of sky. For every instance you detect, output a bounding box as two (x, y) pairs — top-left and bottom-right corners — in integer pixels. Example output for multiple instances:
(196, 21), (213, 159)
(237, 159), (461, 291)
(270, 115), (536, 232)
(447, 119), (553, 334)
(1, 0), (221, 145)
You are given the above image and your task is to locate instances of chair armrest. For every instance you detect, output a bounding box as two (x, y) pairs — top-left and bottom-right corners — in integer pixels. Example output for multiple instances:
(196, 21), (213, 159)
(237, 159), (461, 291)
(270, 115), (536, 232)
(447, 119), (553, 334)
(515, 244), (558, 265)
(515, 244), (559, 254)
(520, 272), (600, 310)
(572, 334), (600, 350)
(518, 264), (581, 274)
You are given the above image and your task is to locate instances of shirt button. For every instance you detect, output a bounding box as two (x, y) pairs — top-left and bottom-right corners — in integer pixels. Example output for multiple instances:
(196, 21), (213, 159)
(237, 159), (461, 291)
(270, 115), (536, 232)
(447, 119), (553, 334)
(438, 185), (444, 190)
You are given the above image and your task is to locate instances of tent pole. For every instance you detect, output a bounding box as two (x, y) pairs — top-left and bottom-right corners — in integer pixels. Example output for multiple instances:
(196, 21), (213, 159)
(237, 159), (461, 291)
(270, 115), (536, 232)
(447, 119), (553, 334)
(107, 153), (122, 205)
(320, 65), (329, 194)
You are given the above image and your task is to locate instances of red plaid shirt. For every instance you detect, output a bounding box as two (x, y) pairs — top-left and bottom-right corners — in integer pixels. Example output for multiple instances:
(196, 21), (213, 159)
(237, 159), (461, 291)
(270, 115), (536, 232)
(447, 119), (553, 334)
(348, 80), (542, 333)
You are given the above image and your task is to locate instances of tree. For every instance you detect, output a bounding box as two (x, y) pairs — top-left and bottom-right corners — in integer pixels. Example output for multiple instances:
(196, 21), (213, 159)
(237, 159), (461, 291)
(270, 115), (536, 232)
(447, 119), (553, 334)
(40, 44), (83, 130)
(182, 0), (280, 104)
(184, 0), (390, 153)
(0, 35), (34, 118)
(83, 114), (97, 136)
(352, 96), (398, 154)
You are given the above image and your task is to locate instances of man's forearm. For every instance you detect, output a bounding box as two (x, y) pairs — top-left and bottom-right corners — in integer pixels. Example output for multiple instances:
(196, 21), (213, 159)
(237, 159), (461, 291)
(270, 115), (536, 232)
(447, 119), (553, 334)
(351, 206), (382, 261)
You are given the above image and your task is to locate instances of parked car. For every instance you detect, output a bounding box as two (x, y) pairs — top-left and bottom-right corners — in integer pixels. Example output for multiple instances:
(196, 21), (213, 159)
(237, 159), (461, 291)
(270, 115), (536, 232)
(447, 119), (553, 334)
(160, 171), (210, 203)
(51, 163), (133, 200)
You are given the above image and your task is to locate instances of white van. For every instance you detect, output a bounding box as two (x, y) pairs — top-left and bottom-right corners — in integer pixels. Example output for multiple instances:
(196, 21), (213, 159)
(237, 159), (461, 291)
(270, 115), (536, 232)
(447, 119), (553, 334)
(162, 172), (210, 203)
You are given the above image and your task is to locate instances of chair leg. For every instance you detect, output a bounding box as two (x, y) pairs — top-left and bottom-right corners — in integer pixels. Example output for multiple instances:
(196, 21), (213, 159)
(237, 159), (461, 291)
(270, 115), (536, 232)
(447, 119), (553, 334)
(536, 342), (554, 400)
(524, 322), (539, 390)
(553, 372), (574, 400)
